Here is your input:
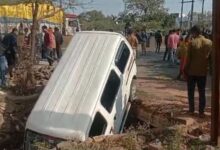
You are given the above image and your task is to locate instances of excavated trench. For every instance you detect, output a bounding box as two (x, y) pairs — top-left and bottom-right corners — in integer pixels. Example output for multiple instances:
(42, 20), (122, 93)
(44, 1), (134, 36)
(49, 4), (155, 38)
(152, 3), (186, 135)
(0, 99), (179, 150)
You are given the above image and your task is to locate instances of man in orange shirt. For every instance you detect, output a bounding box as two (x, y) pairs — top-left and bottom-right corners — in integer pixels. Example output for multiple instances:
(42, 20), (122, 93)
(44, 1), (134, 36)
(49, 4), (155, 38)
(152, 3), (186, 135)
(127, 29), (138, 59)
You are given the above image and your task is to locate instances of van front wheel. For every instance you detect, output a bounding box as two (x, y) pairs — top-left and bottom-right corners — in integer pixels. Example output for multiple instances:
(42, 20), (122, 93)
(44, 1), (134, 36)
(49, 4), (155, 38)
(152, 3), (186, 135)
(129, 79), (136, 102)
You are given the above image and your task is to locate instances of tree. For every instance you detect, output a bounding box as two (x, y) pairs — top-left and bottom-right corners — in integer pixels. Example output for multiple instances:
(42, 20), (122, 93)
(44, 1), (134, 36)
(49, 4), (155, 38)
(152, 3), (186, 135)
(125, 0), (165, 16)
(79, 10), (123, 31)
(122, 0), (172, 30)
(161, 15), (176, 29)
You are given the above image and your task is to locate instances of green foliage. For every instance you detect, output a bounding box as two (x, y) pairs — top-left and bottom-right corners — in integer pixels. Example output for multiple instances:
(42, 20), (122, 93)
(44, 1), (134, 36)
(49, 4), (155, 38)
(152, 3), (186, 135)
(78, 0), (176, 32)
(121, 0), (174, 30)
(161, 15), (176, 29)
(79, 10), (124, 32)
(165, 129), (183, 150)
(125, 0), (165, 16)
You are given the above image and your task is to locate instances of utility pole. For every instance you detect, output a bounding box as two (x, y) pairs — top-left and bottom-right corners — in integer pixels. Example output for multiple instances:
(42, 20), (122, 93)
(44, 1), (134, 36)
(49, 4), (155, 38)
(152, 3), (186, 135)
(60, 0), (66, 35)
(202, 0), (205, 17)
(123, 0), (127, 13)
(180, 0), (184, 29)
(211, 0), (220, 146)
(201, 0), (205, 30)
(190, 0), (194, 28)
(180, 0), (194, 29)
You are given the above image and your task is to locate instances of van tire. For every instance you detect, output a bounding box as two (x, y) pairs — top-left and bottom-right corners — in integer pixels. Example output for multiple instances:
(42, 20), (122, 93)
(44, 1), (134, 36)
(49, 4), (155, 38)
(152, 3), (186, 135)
(129, 79), (136, 102)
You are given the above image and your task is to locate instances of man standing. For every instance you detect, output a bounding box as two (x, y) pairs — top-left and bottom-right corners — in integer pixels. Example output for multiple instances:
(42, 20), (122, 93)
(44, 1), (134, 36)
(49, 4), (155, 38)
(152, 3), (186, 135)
(168, 29), (180, 64)
(42, 26), (54, 66)
(54, 27), (63, 60)
(0, 28), (2, 42)
(163, 30), (172, 61)
(0, 41), (8, 87)
(2, 28), (18, 77)
(48, 27), (56, 58)
(185, 25), (212, 117)
(155, 30), (162, 53)
(127, 29), (138, 59)
(140, 28), (148, 56)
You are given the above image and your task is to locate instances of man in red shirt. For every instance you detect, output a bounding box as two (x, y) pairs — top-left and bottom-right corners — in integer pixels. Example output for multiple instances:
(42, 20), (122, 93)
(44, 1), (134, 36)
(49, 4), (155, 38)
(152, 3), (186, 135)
(42, 25), (54, 66)
(167, 29), (180, 64)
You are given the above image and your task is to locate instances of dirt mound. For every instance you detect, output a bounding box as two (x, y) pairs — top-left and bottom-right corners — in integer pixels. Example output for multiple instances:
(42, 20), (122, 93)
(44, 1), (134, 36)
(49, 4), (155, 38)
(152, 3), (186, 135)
(11, 64), (55, 96)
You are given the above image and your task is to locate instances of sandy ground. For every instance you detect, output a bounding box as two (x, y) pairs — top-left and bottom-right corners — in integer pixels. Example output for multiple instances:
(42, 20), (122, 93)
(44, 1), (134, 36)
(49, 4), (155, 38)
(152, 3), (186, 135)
(135, 42), (211, 130)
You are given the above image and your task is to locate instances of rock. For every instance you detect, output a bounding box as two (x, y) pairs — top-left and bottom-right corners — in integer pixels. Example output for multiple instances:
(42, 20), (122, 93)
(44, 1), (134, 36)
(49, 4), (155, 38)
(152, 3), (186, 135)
(137, 134), (146, 144)
(92, 135), (105, 142)
(205, 145), (216, 150)
(84, 137), (93, 144)
(172, 117), (196, 126)
(56, 142), (73, 150)
(199, 134), (210, 142)
(148, 143), (163, 150)
(142, 145), (149, 150)
(188, 128), (203, 137)
(184, 133), (199, 140)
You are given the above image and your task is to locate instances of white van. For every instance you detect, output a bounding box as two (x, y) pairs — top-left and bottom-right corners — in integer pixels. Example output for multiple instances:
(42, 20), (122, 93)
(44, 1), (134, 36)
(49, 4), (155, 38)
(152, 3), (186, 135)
(24, 31), (137, 149)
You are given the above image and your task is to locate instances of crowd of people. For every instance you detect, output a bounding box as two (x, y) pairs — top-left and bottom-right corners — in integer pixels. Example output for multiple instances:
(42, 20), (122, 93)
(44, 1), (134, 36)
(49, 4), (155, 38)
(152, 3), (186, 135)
(0, 23), (213, 117)
(0, 25), (64, 88)
(126, 28), (150, 58)
(165, 26), (212, 117)
(126, 25), (212, 118)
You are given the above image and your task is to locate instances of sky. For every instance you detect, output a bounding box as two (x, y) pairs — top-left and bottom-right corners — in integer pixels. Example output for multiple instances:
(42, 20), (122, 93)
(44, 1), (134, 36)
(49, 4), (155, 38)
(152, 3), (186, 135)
(74, 0), (212, 15)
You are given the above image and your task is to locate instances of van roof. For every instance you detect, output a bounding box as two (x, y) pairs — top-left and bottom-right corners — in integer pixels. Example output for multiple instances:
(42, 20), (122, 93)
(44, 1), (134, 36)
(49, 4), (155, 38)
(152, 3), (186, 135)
(26, 31), (126, 140)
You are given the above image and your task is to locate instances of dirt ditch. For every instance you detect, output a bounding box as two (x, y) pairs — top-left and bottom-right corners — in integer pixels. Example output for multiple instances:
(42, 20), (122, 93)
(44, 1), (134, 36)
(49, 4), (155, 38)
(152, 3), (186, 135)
(0, 95), (215, 150)
(54, 101), (214, 150)
(0, 99), (179, 149)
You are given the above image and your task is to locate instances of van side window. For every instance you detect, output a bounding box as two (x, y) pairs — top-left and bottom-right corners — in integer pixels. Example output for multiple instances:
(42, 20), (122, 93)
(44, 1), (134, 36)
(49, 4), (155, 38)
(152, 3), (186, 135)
(101, 70), (120, 113)
(115, 42), (130, 73)
(89, 112), (107, 137)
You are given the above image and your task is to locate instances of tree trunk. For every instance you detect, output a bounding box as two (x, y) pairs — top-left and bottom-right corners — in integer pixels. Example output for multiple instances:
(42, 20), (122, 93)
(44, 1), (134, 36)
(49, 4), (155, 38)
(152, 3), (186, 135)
(211, 0), (220, 146)
(62, 10), (66, 36)
(31, 2), (39, 63)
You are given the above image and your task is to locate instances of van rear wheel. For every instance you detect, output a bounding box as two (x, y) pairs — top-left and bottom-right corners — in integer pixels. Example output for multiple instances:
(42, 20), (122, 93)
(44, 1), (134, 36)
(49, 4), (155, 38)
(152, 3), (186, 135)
(129, 79), (136, 102)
